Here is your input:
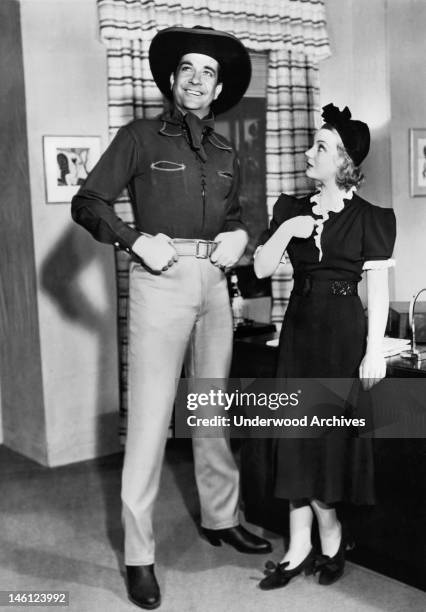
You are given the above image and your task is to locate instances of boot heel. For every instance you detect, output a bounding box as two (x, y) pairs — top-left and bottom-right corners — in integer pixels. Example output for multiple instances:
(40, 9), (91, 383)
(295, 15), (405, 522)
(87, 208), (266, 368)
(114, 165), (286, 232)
(202, 529), (222, 547)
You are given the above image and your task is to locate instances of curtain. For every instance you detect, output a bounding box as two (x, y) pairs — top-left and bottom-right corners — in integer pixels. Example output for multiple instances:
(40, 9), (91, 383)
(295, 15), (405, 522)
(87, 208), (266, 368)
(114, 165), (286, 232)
(266, 50), (321, 322)
(96, 0), (330, 436)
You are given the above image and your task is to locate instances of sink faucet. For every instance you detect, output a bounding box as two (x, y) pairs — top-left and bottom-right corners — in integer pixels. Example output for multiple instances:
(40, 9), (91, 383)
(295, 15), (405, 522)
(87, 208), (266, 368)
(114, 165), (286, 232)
(402, 288), (426, 362)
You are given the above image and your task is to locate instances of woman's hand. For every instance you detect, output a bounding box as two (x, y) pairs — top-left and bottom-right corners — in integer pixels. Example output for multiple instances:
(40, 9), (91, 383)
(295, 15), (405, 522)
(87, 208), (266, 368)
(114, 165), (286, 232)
(286, 215), (316, 239)
(359, 350), (386, 391)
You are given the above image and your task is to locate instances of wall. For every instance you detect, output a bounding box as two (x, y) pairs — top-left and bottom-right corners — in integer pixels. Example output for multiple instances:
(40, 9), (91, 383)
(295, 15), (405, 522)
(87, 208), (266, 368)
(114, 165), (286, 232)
(20, 0), (120, 465)
(320, 0), (392, 205)
(0, 384), (2, 445)
(0, 0), (47, 462)
(319, 0), (426, 303)
(389, 0), (426, 300)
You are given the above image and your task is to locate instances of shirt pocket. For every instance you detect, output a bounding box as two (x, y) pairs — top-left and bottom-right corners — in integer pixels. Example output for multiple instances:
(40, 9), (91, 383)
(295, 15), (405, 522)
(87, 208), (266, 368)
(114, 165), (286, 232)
(215, 170), (233, 198)
(151, 160), (186, 172)
(150, 160), (188, 197)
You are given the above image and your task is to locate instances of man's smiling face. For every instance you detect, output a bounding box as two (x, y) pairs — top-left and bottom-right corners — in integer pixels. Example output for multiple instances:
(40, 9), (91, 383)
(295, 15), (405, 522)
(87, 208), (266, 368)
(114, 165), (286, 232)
(170, 53), (223, 118)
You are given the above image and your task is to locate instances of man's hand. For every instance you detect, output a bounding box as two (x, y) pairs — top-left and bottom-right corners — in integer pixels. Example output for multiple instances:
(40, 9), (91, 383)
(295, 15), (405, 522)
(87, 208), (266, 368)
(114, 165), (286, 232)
(132, 233), (178, 272)
(210, 229), (248, 270)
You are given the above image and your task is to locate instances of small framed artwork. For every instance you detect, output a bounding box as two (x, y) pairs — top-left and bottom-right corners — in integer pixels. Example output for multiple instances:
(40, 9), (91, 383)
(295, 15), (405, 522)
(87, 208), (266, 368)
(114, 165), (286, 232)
(43, 135), (101, 203)
(410, 128), (426, 197)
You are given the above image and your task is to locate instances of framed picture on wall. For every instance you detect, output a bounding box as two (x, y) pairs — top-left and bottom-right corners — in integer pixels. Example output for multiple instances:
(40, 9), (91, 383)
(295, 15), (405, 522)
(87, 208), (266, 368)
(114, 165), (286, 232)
(43, 135), (101, 203)
(409, 128), (426, 197)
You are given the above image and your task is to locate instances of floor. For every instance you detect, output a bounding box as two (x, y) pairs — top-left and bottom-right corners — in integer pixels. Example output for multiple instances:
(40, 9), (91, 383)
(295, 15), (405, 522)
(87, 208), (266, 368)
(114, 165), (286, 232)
(0, 442), (425, 612)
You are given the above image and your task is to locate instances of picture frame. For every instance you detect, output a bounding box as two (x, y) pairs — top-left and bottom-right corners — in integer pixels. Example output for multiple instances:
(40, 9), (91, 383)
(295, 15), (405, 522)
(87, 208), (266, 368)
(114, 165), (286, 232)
(43, 135), (101, 203)
(409, 128), (426, 197)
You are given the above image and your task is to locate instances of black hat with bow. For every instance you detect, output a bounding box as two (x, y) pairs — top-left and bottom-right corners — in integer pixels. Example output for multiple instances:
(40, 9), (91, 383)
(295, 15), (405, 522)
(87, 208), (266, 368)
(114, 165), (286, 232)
(322, 103), (370, 166)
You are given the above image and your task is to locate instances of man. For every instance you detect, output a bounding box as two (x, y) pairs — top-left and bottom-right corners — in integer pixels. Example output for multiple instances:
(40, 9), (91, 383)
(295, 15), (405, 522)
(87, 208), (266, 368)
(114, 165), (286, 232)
(71, 26), (271, 610)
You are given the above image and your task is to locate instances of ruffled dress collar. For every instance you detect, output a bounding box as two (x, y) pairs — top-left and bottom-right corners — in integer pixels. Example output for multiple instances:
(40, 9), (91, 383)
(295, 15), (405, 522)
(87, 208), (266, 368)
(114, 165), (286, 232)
(309, 187), (356, 261)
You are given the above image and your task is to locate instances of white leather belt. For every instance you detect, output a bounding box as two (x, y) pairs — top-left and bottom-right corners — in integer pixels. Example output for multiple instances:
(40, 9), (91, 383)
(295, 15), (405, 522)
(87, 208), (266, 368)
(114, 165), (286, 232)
(171, 239), (217, 259)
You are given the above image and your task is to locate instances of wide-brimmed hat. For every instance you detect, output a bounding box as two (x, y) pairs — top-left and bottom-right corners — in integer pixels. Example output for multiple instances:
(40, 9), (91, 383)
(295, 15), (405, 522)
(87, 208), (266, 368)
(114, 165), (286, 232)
(321, 103), (370, 166)
(149, 26), (251, 115)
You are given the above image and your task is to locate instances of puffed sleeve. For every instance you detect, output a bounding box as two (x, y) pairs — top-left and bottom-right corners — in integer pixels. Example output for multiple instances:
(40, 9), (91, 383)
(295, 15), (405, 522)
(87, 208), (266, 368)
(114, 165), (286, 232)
(270, 194), (299, 236)
(362, 205), (396, 270)
(254, 194), (298, 263)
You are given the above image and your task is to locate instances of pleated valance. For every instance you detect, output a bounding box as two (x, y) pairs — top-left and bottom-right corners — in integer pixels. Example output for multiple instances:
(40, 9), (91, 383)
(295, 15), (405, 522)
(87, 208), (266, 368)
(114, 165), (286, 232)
(98, 0), (330, 60)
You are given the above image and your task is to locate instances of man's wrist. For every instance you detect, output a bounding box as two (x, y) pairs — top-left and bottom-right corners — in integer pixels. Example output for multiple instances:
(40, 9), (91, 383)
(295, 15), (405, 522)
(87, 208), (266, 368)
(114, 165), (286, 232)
(131, 234), (148, 256)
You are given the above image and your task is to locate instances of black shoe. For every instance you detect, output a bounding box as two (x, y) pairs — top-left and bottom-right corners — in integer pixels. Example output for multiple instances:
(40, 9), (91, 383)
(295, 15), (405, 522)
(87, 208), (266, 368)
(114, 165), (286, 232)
(258, 549), (316, 590)
(126, 564), (161, 610)
(202, 525), (272, 554)
(314, 535), (346, 586)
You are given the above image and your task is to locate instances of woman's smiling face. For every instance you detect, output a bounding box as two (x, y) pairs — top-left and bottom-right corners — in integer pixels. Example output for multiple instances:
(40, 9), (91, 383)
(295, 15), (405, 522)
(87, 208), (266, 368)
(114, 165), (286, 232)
(305, 128), (342, 184)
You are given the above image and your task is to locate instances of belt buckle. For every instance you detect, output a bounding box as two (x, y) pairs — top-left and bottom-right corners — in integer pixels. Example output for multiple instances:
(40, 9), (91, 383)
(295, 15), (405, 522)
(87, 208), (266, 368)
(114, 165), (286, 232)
(195, 240), (209, 259)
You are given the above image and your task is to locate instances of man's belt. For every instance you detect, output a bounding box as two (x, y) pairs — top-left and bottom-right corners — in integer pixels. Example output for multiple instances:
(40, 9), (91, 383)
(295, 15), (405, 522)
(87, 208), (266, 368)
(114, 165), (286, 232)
(171, 239), (217, 259)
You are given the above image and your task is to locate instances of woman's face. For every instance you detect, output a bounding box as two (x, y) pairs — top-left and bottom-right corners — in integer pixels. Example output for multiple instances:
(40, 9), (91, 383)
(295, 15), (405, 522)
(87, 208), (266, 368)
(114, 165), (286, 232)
(305, 128), (341, 183)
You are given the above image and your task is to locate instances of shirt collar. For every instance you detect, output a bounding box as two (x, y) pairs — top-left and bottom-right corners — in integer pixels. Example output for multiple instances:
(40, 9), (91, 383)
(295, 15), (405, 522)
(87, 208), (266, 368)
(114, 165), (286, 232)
(159, 106), (215, 139)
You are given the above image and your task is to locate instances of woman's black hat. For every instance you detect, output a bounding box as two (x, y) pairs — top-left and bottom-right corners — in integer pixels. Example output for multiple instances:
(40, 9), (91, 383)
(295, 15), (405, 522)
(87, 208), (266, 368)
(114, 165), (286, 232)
(149, 26), (251, 115)
(322, 103), (370, 166)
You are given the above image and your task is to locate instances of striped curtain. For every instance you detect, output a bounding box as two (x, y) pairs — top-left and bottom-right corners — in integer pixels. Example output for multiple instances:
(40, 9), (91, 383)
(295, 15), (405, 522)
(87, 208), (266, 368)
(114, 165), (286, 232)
(96, 0), (330, 434)
(266, 50), (322, 322)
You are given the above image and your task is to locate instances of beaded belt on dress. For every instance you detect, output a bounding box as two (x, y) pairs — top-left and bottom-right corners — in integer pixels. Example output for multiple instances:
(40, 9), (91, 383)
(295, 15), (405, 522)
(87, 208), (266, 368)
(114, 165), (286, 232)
(293, 276), (358, 297)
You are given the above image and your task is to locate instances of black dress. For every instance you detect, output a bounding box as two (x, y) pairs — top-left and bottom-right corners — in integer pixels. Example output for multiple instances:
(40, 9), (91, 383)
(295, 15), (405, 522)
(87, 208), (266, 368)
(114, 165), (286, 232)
(242, 191), (396, 520)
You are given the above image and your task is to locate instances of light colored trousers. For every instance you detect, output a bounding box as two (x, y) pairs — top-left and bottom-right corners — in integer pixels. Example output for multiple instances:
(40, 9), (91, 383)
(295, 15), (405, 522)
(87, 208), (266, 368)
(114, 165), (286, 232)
(122, 258), (240, 565)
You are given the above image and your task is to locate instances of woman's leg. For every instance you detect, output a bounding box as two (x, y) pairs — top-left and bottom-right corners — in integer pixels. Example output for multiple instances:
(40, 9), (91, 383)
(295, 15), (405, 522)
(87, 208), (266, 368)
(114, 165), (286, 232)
(258, 499), (315, 590)
(311, 499), (341, 557)
(280, 500), (313, 567)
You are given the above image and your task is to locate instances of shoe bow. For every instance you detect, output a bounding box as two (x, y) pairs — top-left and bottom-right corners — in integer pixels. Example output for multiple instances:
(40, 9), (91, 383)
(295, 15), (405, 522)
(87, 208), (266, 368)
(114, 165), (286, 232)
(264, 560), (290, 576)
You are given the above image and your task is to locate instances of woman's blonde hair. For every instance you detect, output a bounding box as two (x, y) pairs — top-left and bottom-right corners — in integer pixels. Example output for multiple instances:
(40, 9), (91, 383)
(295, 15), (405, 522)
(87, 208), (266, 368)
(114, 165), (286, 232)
(323, 124), (364, 190)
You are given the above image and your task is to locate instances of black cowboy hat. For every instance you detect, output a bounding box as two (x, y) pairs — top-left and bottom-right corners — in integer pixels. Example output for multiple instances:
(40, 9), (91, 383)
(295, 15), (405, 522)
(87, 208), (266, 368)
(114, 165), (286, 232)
(149, 26), (251, 115)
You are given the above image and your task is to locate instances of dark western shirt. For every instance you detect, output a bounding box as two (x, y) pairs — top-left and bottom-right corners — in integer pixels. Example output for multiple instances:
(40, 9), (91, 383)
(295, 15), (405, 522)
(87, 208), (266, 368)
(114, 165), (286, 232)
(71, 108), (245, 251)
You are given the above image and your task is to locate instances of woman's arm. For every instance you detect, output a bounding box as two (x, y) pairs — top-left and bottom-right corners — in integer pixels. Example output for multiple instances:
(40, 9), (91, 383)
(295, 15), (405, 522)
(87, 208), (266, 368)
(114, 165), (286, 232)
(254, 222), (293, 278)
(254, 216), (315, 278)
(359, 267), (390, 389)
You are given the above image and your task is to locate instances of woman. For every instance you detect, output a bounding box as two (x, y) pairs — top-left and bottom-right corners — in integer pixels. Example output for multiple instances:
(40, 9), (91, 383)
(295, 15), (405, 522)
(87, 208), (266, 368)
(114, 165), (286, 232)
(254, 104), (396, 589)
